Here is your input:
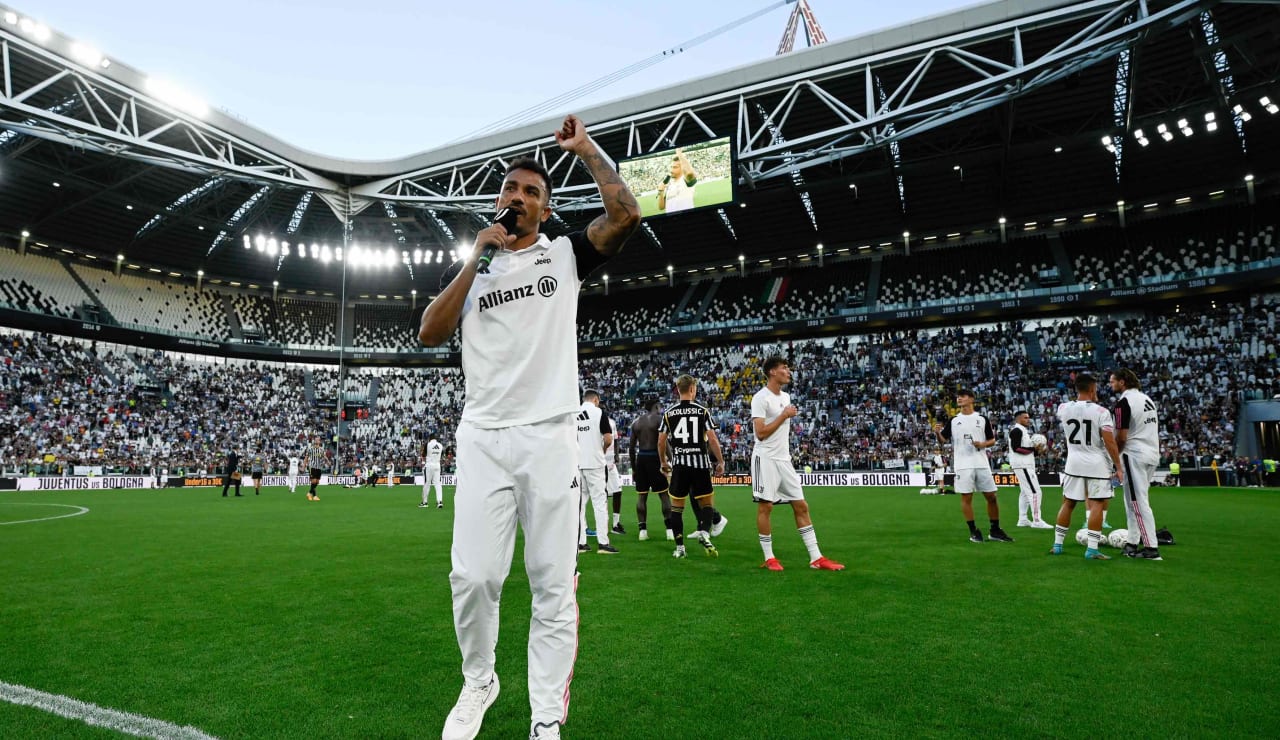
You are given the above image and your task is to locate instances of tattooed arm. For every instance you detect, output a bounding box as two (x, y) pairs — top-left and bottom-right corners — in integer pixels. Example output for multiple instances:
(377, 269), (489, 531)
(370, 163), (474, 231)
(554, 114), (641, 256)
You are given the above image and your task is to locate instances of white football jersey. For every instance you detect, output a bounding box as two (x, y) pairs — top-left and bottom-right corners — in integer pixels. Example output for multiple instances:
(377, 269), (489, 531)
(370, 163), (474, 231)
(1114, 389), (1160, 459)
(751, 387), (792, 461)
(425, 439), (444, 467)
(457, 233), (598, 429)
(576, 402), (610, 469)
(287, 456), (299, 472)
(1056, 400), (1115, 478)
(663, 175), (696, 212)
(1006, 423), (1036, 467)
(604, 419), (619, 470)
(944, 412), (993, 470)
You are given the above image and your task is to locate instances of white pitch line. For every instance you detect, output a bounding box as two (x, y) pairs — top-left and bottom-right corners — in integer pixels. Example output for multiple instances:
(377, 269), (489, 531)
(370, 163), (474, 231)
(0, 503), (90, 526)
(0, 680), (219, 740)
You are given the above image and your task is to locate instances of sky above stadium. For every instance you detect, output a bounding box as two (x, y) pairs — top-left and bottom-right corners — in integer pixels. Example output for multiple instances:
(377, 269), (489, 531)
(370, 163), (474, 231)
(30, 0), (971, 160)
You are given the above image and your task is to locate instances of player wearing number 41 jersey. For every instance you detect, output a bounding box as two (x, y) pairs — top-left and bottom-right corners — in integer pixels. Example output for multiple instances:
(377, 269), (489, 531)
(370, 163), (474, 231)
(1110, 368), (1163, 560)
(658, 375), (724, 558)
(1050, 374), (1123, 559)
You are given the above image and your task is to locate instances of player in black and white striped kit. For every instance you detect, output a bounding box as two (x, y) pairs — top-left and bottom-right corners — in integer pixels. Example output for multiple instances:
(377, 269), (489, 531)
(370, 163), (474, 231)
(419, 114), (639, 740)
(658, 375), (725, 558)
(1110, 368), (1164, 560)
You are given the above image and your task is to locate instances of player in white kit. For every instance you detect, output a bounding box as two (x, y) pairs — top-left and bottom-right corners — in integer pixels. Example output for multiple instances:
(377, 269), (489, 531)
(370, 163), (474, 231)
(418, 114), (639, 740)
(750, 356), (845, 571)
(422, 436), (445, 508)
(1007, 410), (1051, 528)
(604, 417), (626, 536)
(1110, 368), (1163, 560)
(287, 455), (300, 493)
(576, 391), (618, 554)
(934, 390), (1014, 543)
(1050, 374), (1123, 559)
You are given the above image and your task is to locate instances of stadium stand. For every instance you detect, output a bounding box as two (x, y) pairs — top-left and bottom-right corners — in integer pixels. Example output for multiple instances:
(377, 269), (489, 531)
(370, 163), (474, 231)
(67, 262), (230, 339)
(4, 291), (1277, 478)
(0, 249), (91, 318)
(353, 303), (417, 350)
(877, 236), (1056, 307)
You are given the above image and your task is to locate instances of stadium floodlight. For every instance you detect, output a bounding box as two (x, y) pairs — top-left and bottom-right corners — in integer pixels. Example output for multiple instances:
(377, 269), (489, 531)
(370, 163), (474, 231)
(1232, 104), (1252, 122)
(336, 248), (343, 262)
(1263, 96), (1279, 114)
(1244, 174), (1254, 182)
(272, 280), (279, 287)
(998, 217), (1007, 225)
(1133, 129), (1149, 146)
(413, 248), (422, 264)
(197, 269), (204, 276)
(1204, 111), (1218, 133)
(242, 235), (251, 249)
(435, 251), (443, 263)
(144, 77), (209, 118)
(321, 246), (332, 263)
(70, 43), (104, 68)
(254, 234), (265, 250)
(21, 229), (30, 238)
(116, 253), (124, 261)
(1156, 123), (1174, 142)
(311, 244), (320, 259)
(281, 242), (291, 256)
(449, 250), (457, 261)
(1178, 118), (1193, 137)
(266, 238), (278, 257)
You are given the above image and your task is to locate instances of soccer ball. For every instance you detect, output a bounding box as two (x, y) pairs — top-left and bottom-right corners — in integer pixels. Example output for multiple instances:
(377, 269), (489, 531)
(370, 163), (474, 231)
(1107, 529), (1130, 549)
(1030, 433), (1048, 448)
(1075, 529), (1090, 547)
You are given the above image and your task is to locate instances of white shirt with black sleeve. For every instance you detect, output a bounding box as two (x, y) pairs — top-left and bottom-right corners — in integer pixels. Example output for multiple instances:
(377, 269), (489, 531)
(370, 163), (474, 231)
(444, 232), (606, 430)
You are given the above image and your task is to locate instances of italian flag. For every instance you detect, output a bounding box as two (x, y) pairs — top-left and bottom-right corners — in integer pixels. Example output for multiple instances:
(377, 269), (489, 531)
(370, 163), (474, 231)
(759, 275), (790, 306)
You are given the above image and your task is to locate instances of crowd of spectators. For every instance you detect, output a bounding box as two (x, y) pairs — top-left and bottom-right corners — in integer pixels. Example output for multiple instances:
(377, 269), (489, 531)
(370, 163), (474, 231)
(3, 291), (1277, 479)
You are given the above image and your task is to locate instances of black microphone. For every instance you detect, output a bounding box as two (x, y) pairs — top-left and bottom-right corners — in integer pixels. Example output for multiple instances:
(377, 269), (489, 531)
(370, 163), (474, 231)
(475, 208), (521, 274)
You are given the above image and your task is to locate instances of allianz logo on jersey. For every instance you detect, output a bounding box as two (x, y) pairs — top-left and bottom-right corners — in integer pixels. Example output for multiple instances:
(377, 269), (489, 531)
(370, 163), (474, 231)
(477, 276), (559, 312)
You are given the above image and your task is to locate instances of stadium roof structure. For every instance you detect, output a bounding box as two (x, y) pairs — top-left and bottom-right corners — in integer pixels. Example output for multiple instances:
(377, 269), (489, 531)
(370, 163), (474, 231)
(1, 0), (1278, 300)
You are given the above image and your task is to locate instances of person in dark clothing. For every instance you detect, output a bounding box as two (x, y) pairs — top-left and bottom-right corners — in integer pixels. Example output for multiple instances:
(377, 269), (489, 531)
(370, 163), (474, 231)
(221, 449), (242, 497)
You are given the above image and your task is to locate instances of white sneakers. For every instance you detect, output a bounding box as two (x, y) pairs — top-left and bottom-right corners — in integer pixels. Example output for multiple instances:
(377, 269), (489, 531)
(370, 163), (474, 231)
(665, 528), (675, 541)
(529, 721), (561, 739)
(638, 530), (649, 541)
(442, 675), (499, 740)
(710, 515), (728, 537)
(1016, 519), (1032, 527)
(1030, 520), (1053, 529)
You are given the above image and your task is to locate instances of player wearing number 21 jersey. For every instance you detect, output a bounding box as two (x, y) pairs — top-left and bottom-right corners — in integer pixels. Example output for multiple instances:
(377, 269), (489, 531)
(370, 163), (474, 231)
(1050, 373), (1122, 558)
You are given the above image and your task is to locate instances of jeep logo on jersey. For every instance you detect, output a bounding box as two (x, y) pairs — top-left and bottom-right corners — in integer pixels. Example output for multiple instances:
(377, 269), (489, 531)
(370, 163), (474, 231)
(477, 284), (535, 313)
(537, 276), (558, 298)
(535, 257), (552, 266)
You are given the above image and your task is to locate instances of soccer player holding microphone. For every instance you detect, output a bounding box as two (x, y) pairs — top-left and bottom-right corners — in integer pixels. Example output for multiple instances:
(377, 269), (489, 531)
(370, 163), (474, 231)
(419, 114), (639, 740)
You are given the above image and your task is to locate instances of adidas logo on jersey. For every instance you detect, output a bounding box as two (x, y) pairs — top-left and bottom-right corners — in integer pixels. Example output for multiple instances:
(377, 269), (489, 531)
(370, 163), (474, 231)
(478, 284), (534, 312)
(570, 478), (579, 488)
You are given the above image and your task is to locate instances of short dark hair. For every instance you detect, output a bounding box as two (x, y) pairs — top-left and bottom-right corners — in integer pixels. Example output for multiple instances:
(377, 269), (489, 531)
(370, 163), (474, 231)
(1111, 368), (1141, 390)
(763, 356), (789, 375)
(583, 389), (600, 402)
(1075, 373), (1097, 393)
(504, 157), (553, 201)
(956, 388), (975, 399)
(1013, 409), (1028, 419)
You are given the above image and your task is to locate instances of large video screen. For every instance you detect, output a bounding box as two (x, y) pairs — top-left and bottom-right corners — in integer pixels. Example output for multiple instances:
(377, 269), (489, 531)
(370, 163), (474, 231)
(618, 137), (736, 219)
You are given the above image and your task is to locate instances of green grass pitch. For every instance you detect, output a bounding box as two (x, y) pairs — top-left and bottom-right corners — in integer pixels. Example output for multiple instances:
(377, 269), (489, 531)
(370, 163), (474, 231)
(2, 485), (1278, 738)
